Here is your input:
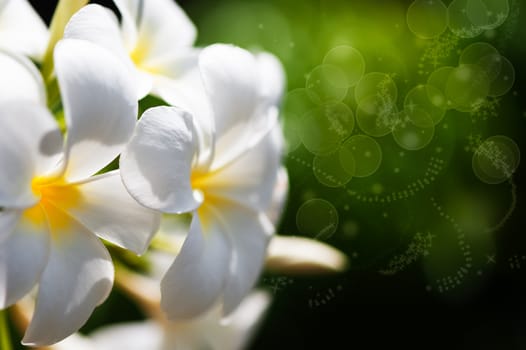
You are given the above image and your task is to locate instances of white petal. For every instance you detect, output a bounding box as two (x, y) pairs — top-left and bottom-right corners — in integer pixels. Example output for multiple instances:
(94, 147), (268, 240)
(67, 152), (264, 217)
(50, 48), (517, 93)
(91, 321), (162, 350)
(64, 5), (128, 63)
(54, 38), (138, 182)
(0, 50), (46, 105)
(0, 102), (63, 208)
(199, 44), (277, 170)
(121, 106), (201, 213)
(208, 290), (272, 350)
(23, 207), (114, 346)
(63, 4), (149, 98)
(195, 124), (284, 212)
(0, 207), (49, 309)
(0, 209), (20, 243)
(114, 0), (196, 55)
(266, 166), (289, 227)
(161, 212), (231, 319)
(0, 0), (49, 60)
(154, 65), (215, 171)
(265, 236), (349, 274)
(148, 49), (200, 82)
(256, 52), (286, 106)
(56, 171), (161, 255)
(49, 333), (95, 350)
(219, 203), (274, 315)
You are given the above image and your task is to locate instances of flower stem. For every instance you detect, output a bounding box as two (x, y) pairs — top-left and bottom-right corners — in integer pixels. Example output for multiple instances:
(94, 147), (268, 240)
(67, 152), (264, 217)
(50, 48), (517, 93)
(0, 309), (13, 350)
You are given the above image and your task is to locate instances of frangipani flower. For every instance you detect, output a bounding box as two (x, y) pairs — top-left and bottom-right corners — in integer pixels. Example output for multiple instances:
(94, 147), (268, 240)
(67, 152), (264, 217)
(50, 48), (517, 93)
(63, 0), (199, 99)
(12, 256), (272, 350)
(0, 39), (160, 346)
(120, 43), (285, 319)
(88, 290), (271, 350)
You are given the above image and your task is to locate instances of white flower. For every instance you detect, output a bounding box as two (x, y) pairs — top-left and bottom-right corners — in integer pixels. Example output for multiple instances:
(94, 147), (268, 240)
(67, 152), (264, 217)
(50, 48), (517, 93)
(0, 39), (160, 346)
(17, 252), (272, 350)
(0, 0), (49, 60)
(63, 0), (199, 100)
(89, 291), (271, 350)
(120, 43), (286, 319)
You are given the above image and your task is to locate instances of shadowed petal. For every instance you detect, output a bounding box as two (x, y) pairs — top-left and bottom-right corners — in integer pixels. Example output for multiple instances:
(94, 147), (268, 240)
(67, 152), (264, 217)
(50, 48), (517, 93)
(0, 102), (63, 208)
(218, 203), (273, 315)
(23, 206), (113, 346)
(54, 38), (138, 182)
(121, 106), (201, 214)
(58, 171), (160, 255)
(0, 207), (49, 308)
(0, 50), (46, 105)
(199, 44), (279, 171)
(161, 212), (231, 319)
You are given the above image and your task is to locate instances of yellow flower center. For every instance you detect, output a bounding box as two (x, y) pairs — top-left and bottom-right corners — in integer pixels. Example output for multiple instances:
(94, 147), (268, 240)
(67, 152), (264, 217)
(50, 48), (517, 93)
(129, 39), (160, 75)
(22, 176), (82, 231)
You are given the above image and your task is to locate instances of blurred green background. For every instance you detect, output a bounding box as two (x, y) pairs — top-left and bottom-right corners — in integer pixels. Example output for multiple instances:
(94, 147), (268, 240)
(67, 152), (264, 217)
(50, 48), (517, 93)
(21, 0), (526, 348)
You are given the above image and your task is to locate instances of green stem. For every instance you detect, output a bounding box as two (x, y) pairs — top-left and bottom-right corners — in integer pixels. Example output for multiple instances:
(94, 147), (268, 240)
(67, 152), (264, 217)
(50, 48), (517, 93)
(0, 309), (13, 350)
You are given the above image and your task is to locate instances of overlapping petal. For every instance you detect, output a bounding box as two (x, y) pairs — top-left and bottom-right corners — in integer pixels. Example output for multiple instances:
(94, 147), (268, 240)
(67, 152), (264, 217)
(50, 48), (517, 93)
(54, 38), (138, 182)
(63, 4), (129, 64)
(161, 212), (231, 319)
(194, 124), (283, 212)
(0, 102), (63, 208)
(0, 209), (20, 243)
(114, 0), (197, 62)
(0, 49), (46, 105)
(199, 44), (277, 170)
(206, 291), (271, 350)
(0, 0), (49, 60)
(54, 171), (160, 255)
(23, 206), (114, 346)
(62, 4), (150, 97)
(91, 321), (163, 350)
(218, 203), (273, 315)
(155, 67), (215, 171)
(0, 209), (49, 308)
(121, 106), (201, 214)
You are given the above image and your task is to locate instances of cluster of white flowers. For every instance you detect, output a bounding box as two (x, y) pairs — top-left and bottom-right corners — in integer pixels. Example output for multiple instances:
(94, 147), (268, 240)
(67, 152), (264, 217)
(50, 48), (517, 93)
(0, 1), (347, 348)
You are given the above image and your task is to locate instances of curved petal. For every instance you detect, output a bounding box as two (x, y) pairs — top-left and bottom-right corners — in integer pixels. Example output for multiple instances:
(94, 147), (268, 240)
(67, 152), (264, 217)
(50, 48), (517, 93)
(49, 333), (95, 350)
(0, 102), (63, 208)
(23, 206), (114, 346)
(0, 209), (20, 243)
(218, 203), (273, 315)
(91, 321), (163, 350)
(155, 64), (215, 171)
(265, 236), (349, 274)
(195, 125), (284, 212)
(0, 0), (49, 60)
(266, 166), (289, 227)
(161, 212), (231, 319)
(199, 44), (277, 170)
(54, 38), (138, 182)
(114, 0), (196, 57)
(0, 207), (49, 309)
(55, 171), (160, 255)
(63, 4), (128, 63)
(148, 48), (199, 82)
(63, 4), (150, 98)
(206, 290), (272, 350)
(0, 49), (46, 105)
(121, 106), (201, 214)
(256, 52), (286, 106)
